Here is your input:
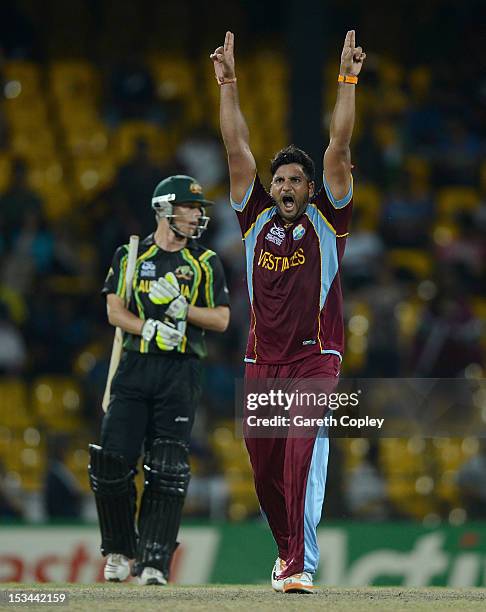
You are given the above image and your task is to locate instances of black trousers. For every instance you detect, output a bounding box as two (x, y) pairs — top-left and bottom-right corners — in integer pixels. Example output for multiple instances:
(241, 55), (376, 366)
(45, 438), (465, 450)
(101, 351), (202, 468)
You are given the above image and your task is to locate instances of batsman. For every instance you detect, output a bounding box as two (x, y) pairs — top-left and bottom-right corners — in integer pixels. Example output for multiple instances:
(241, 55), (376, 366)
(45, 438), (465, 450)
(88, 175), (230, 585)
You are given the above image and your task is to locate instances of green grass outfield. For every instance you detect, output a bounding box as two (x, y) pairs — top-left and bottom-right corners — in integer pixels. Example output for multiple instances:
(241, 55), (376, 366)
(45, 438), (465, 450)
(1, 584), (486, 612)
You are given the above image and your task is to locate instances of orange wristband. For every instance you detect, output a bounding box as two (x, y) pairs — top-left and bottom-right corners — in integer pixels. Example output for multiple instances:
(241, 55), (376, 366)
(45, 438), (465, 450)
(216, 76), (237, 85)
(338, 74), (358, 84)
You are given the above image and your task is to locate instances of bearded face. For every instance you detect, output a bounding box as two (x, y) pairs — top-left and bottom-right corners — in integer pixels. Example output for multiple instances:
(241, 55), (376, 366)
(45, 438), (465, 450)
(269, 163), (315, 222)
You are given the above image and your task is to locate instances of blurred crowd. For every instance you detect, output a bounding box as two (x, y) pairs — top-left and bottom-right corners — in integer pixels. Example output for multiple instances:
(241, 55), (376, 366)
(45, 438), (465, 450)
(0, 0), (484, 523)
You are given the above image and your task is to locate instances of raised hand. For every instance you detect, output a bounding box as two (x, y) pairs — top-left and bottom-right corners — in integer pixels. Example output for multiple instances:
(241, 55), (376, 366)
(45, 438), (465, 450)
(210, 31), (236, 83)
(340, 30), (366, 76)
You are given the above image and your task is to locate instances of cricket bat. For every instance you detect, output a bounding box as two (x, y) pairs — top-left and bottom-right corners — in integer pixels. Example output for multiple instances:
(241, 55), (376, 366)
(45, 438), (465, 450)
(102, 234), (139, 412)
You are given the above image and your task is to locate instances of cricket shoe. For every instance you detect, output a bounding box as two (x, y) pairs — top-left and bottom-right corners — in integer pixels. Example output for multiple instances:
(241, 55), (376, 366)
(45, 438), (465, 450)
(138, 566), (167, 586)
(271, 558), (287, 592)
(283, 571), (316, 594)
(104, 554), (130, 582)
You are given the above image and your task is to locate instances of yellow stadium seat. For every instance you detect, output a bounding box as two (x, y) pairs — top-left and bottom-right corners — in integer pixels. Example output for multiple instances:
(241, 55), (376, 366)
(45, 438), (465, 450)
(409, 66), (432, 98)
(41, 187), (73, 221)
(0, 379), (32, 429)
(227, 472), (260, 520)
(437, 187), (479, 218)
(352, 184), (381, 229)
(405, 156), (431, 185)
(4, 102), (49, 127)
(3, 61), (41, 100)
(112, 121), (170, 164)
(387, 475), (436, 519)
(3, 436), (45, 492)
(32, 376), (82, 432)
(389, 249), (433, 279)
(433, 439), (468, 471)
(28, 159), (64, 193)
(394, 299), (424, 340)
(149, 56), (193, 99)
(3, 60), (40, 82)
(379, 439), (426, 474)
(341, 438), (371, 471)
(72, 158), (116, 198)
(252, 50), (288, 82)
(57, 103), (100, 129)
(66, 445), (90, 493)
(49, 60), (99, 101)
(65, 125), (109, 157)
(0, 153), (12, 191)
(10, 130), (57, 160)
(472, 298), (486, 322)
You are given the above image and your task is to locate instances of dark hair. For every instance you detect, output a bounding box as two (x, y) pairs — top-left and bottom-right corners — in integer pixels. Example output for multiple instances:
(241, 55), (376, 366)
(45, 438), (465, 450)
(270, 145), (315, 182)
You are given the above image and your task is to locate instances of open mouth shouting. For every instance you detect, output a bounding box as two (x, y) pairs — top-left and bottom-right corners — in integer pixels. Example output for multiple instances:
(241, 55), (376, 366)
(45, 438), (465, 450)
(281, 194), (296, 214)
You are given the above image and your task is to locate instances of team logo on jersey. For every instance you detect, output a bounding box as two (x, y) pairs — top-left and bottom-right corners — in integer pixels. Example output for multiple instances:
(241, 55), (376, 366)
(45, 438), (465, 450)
(175, 265), (194, 281)
(140, 261), (156, 278)
(265, 223), (285, 246)
(293, 224), (305, 240)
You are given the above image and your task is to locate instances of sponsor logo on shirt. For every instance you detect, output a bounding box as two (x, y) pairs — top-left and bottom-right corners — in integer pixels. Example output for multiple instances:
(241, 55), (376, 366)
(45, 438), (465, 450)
(265, 223), (285, 246)
(140, 261), (156, 278)
(293, 224), (305, 240)
(256, 247), (305, 272)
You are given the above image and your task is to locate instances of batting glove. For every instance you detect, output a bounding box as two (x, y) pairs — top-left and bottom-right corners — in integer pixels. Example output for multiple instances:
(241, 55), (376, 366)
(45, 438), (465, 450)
(141, 318), (183, 350)
(149, 272), (188, 321)
(141, 318), (158, 342)
(155, 319), (184, 351)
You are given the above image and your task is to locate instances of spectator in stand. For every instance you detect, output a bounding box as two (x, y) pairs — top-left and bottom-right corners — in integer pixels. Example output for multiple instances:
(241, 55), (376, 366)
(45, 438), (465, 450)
(106, 57), (165, 126)
(113, 138), (169, 235)
(436, 120), (481, 186)
(456, 440), (486, 520)
(0, 159), (42, 245)
(456, 438), (486, 521)
(2, 210), (54, 295)
(44, 435), (82, 520)
(381, 171), (434, 247)
(342, 208), (384, 287)
(436, 211), (484, 294)
(0, 212), (6, 256)
(0, 302), (26, 374)
(0, 459), (24, 519)
(176, 127), (226, 192)
(403, 87), (444, 157)
(360, 264), (404, 376)
(345, 442), (390, 521)
(26, 293), (90, 375)
(353, 120), (386, 185)
(412, 271), (482, 377)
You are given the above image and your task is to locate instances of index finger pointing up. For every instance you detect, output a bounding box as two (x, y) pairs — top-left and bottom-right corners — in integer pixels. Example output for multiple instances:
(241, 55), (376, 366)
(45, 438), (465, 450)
(224, 31), (234, 53)
(344, 29), (355, 48)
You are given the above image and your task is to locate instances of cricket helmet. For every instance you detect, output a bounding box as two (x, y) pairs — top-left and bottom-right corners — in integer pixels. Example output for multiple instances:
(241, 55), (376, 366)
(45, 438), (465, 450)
(151, 175), (212, 239)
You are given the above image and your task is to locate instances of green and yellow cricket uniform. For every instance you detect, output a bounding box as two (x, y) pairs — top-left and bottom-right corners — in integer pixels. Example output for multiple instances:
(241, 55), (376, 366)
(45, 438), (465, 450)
(100, 233), (229, 463)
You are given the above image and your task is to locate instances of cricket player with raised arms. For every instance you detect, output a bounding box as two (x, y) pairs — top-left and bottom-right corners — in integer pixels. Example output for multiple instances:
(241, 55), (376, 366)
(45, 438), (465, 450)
(211, 29), (365, 593)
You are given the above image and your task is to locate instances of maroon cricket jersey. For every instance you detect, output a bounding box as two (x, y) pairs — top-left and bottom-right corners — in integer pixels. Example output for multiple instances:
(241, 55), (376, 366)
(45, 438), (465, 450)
(231, 173), (353, 364)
